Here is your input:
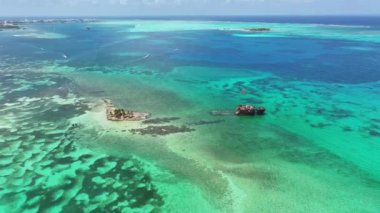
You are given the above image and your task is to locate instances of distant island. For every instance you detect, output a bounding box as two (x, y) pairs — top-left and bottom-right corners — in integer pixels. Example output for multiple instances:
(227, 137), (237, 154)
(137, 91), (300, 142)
(244, 28), (271, 32)
(222, 27), (271, 33)
(0, 18), (97, 25)
(0, 21), (19, 30)
(0, 18), (97, 31)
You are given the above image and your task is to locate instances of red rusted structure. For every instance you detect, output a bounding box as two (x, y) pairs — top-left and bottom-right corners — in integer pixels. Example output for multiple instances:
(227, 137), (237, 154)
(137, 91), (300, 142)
(235, 105), (266, 116)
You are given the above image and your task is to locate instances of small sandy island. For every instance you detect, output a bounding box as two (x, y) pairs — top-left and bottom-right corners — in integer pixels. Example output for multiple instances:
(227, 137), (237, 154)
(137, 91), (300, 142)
(243, 28), (271, 32)
(222, 27), (271, 33)
(105, 99), (150, 121)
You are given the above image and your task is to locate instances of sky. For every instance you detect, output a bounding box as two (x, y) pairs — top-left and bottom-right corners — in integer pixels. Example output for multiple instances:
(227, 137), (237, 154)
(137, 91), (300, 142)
(0, 0), (379, 17)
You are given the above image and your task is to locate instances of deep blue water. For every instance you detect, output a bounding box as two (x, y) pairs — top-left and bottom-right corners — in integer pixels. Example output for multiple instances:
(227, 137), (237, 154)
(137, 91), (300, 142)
(115, 16), (380, 27)
(1, 16), (380, 84)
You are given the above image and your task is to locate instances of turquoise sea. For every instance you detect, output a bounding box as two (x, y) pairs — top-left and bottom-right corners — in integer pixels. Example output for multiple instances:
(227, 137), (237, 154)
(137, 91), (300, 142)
(0, 16), (380, 212)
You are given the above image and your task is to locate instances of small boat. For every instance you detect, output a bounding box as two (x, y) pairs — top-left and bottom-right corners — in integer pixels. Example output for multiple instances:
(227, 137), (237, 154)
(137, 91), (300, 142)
(235, 105), (266, 116)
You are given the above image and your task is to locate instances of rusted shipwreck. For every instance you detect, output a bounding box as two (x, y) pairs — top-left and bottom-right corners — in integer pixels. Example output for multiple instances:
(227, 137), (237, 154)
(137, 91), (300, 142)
(235, 105), (266, 116)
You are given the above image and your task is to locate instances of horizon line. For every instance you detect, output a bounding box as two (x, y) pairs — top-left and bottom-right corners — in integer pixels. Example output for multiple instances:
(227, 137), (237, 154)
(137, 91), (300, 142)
(1, 14), (380, 18)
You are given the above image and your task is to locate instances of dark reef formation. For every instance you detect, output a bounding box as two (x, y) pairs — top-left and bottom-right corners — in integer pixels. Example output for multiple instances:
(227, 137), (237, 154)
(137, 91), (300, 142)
(130, 125), (195, 136)
(189, 120), (225, 126)
(142, 117), (180, 125)
(0, 72), (164, 212)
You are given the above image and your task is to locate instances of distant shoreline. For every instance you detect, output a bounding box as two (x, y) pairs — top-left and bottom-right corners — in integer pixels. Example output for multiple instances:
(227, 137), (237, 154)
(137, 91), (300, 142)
(0, 18), (97, 25)
(1, 16), (379, 27)
(0, 18), (97, 30)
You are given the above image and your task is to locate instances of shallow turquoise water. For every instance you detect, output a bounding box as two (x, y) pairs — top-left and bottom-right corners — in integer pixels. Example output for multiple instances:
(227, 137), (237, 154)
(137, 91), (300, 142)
(0, 18), (380, 212)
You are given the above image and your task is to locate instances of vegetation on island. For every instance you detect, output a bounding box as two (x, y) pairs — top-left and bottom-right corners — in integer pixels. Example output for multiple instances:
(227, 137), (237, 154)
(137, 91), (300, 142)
(105, 100), (150, 121)
(245, 28), (271, 32)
